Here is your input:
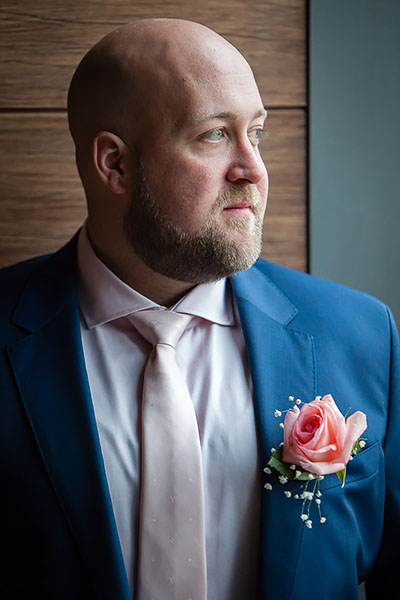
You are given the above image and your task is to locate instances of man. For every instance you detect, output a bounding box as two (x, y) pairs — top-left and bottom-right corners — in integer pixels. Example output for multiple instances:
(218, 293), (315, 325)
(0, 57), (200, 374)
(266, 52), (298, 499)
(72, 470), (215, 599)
(0, 18), (398, 600)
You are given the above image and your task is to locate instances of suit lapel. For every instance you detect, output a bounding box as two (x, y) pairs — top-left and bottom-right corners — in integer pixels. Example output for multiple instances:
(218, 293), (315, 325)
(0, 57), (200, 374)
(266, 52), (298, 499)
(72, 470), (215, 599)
(231, 264), (316, 600)
(7, 237), (130, 600)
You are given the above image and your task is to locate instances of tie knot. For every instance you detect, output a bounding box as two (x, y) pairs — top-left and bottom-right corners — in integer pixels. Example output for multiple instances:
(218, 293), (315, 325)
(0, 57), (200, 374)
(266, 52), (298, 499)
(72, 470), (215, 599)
(128, 309), (192, 348)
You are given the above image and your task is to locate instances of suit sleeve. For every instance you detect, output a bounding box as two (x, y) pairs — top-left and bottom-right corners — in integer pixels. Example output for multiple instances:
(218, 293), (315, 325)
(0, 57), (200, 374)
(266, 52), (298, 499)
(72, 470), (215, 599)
(366, 307), (400, 597)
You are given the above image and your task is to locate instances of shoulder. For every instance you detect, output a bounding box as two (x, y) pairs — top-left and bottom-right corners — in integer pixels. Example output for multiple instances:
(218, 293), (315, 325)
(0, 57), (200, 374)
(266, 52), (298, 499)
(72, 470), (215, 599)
(0, 255), (54, 347)
(244, 258), (392, 339)
(252, 258), (385, 306)
(0, 234), (79, 340)
(0, 254), (50, 314)
(0, 254), (50, 281)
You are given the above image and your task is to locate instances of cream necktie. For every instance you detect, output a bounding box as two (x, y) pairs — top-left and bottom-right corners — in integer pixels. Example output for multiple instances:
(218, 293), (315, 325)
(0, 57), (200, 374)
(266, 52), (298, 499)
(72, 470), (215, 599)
(128, 309), (207, 600)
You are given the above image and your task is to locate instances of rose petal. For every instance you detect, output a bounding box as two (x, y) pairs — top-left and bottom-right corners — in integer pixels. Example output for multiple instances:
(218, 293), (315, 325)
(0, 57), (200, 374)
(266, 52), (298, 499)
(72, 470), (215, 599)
(299, 443), (338, 461)
(336, 411), (367, 465)
(283, 408), (299, 436)
(319, 395), (346, 450)
(298, 457), (346, 476)
(282, 410), (301, 464)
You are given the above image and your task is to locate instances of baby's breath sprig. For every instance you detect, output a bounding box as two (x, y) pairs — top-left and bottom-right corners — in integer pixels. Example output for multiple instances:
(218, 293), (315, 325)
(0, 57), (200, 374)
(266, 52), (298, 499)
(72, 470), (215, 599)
(273, 398), (302, 429)
(263, 448), (327, 527)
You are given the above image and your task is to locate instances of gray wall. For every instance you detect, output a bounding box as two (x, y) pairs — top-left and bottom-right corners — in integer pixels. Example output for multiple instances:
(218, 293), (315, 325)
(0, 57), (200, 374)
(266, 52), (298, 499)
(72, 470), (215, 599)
(309, 0), (400, 325)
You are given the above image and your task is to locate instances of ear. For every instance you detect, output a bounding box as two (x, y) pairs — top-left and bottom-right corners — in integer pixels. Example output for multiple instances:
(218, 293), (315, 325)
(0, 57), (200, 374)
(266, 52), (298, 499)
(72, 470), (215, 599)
(92, 131), (129, 195)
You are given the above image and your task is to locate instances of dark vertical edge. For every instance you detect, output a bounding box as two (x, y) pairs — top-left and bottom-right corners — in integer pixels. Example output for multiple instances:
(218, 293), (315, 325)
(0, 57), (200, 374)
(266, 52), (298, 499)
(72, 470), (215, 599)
(305, 0), (311, 274)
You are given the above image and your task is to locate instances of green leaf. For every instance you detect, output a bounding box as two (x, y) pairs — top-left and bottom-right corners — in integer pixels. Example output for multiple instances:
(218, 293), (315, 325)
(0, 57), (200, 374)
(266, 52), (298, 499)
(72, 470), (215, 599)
(267, 447), (292, 478)
(336, 467), (346, 488)
(335, 437), (367, 488)
(269, 445), (284, 461)
(267, 446), (317, 481)
(267, 454), (293, 479)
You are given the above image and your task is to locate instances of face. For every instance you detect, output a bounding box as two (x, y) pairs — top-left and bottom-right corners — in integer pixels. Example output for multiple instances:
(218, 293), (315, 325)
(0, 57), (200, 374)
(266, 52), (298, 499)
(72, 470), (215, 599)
(124, 41), (269, 283)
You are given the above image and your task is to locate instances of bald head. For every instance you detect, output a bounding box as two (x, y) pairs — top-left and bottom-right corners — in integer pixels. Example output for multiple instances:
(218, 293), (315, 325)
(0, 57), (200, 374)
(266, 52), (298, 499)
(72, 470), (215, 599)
(67, 19), (255, 157)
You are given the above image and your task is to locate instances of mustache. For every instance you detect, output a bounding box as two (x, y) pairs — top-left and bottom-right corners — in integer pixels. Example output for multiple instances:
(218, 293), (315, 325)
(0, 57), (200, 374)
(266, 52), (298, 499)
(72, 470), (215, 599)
(215, 184), (262, 211)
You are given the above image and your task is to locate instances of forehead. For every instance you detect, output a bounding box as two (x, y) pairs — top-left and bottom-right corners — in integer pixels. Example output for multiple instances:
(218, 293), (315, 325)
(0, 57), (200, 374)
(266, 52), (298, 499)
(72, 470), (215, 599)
(167, 66), (265, 131)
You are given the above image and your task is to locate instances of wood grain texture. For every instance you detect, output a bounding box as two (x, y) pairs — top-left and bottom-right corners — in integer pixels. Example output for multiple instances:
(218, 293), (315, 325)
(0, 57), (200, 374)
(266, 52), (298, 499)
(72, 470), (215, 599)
(0, 0), (306, 109)
(0, 113), (86, 267)
(0, 109), (306, 271)
(260, 109), (306, 271)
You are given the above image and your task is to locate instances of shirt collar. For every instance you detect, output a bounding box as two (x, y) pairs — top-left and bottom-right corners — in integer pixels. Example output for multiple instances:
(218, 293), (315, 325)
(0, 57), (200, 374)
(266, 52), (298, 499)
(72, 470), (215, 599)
(77, 225), (235, 329)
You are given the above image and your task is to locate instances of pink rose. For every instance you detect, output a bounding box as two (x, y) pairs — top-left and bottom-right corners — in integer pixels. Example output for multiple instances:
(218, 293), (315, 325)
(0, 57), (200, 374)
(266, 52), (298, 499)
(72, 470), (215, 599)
(282, 394), (367, 476)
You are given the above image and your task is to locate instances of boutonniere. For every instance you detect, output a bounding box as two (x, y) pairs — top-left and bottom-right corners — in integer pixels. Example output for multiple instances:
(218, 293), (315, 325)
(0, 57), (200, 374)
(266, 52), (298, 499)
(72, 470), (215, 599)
(264, 394), (367, 528)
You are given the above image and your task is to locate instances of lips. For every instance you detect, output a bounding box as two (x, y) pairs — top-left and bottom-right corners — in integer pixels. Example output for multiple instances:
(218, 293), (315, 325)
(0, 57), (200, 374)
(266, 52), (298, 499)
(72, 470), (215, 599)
(223, 201), (252, 211)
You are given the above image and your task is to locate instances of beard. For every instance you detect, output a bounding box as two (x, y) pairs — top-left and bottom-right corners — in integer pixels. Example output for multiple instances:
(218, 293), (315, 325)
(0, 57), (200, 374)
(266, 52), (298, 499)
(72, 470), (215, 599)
(123, 159), (265, 284)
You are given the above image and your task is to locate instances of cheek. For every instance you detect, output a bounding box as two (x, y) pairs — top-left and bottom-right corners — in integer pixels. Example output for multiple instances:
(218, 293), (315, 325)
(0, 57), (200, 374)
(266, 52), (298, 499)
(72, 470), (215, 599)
(170, 154), (221, 192)
(152, 155), (223, 224)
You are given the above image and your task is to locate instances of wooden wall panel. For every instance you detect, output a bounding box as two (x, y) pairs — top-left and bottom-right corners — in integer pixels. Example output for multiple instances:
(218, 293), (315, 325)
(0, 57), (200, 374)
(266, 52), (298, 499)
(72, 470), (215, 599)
(0, 1), (306, 108)
(0, 114), (86, 268)
(0, 110), (306, 271)
(262, 109), (306, 271)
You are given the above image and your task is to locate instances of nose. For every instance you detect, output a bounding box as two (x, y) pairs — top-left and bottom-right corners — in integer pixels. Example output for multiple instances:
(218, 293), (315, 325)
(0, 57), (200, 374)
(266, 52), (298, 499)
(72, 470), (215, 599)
(226, 138), (267, 185)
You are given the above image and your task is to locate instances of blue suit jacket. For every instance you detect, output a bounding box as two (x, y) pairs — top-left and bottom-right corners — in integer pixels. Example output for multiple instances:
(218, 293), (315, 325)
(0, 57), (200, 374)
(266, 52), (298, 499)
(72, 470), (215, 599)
(1, 234), (398, 599)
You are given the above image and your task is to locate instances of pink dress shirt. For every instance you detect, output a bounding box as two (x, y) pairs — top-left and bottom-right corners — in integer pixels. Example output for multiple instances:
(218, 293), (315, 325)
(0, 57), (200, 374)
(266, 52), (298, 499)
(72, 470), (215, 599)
(77, 225), (260, 600)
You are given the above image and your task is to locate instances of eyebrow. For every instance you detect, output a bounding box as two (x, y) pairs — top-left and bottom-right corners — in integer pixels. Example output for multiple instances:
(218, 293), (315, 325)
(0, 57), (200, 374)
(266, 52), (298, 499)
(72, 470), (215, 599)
(191, 107), (268, 123)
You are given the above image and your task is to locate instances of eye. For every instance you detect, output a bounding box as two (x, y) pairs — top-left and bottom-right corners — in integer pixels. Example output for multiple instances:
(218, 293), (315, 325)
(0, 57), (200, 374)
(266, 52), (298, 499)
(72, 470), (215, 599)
(201, 128), (224, 142)
(248, 128), (265, 145)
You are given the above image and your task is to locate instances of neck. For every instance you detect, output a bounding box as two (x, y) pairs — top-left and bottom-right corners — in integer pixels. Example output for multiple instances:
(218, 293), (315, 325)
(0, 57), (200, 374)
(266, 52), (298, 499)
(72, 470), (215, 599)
(87, 224), (195, 306)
